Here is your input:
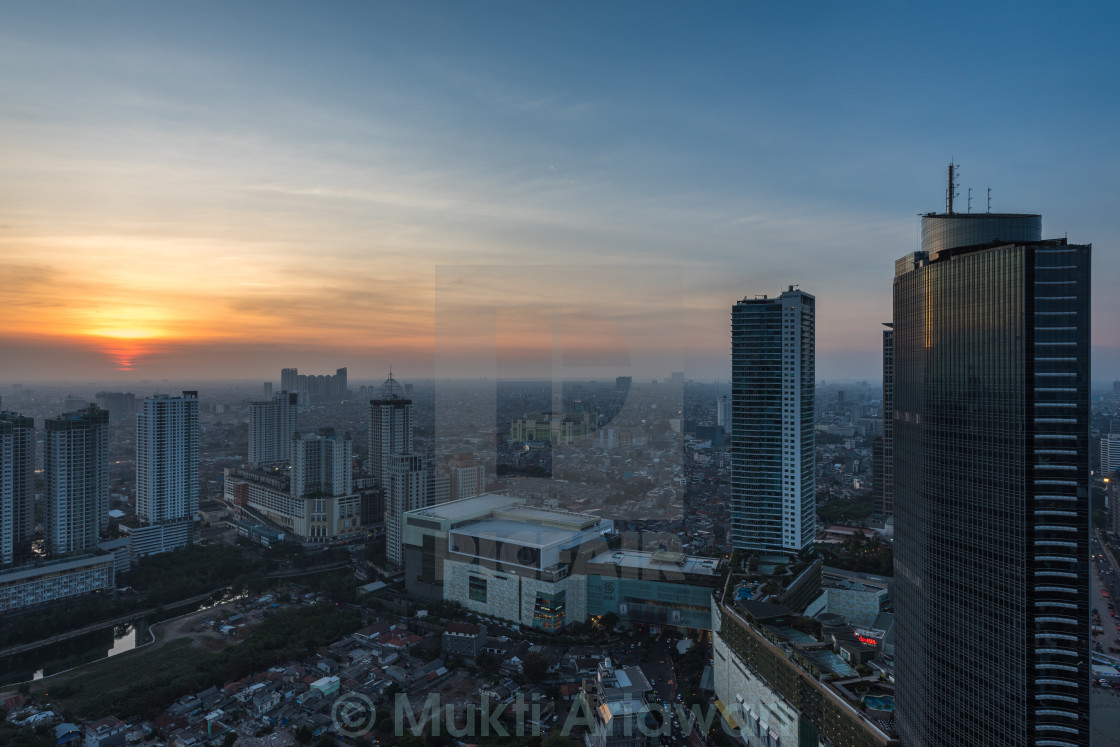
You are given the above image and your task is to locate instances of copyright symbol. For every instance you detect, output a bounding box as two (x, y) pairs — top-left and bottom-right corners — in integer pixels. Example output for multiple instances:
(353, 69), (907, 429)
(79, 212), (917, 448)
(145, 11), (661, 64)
(331, 692), (375, 737)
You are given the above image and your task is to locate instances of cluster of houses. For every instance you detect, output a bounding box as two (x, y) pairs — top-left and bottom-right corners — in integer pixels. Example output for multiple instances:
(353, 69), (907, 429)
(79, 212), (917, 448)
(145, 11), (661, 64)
(5, 599), (688, 746)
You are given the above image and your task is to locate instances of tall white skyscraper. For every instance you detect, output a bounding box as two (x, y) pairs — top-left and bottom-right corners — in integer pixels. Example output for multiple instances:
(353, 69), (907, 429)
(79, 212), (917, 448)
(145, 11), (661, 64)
(0, 410), (34, 568)
(136, 391), (199, 527)
(44, 405), (109, 556)
(730, 287), (815, 552)
(248, 391), (298, 467)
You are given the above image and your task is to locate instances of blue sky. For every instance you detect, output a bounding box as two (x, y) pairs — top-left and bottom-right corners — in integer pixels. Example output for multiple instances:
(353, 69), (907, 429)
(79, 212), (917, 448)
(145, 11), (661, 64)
(1, 1), (1117, 383)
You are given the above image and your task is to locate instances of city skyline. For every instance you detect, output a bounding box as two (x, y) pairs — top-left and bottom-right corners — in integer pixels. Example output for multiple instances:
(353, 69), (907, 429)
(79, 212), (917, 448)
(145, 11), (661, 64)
(1, 3), (1118, 384)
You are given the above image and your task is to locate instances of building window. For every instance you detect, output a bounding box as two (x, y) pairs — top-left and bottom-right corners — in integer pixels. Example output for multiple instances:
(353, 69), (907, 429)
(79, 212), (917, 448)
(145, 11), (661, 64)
(468, 576), (487, 603)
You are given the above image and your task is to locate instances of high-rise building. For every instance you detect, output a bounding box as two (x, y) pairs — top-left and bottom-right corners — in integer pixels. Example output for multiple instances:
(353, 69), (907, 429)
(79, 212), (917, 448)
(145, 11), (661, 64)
(369, 373), (426, 565)
(447, 453), (485, 501)
(877, 323), (894, 519)
(0, 411), (34, 568)
(281, 368), (298, 393)
(263, 381), (272, 398)
(716, 394), (731, 429)
(247, 391), (298, 467)
(385, 453), (428, 566)
(368, 375), (413, 487)
(1102, 432), (1120, 477)
(44, 406), (109, 556)
(94, 392), (136, 421)
(136, 391), (199, 532)
(292, 429), (353, 498)
(730, 287), (815, 552)
(893, 199), (1090, 746)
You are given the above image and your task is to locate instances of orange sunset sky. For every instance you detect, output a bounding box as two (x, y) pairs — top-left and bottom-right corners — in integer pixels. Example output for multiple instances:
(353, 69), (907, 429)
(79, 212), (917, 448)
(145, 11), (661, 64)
(2, 3), (1117, 384)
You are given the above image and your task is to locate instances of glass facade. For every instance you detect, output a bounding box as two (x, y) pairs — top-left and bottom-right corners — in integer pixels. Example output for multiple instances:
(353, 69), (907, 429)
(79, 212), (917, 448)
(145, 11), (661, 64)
(894, 215), (1090, 747)
(585, 575), (713, 630)
(920, 213), (1041, 258)
(730, 290), (815, 552)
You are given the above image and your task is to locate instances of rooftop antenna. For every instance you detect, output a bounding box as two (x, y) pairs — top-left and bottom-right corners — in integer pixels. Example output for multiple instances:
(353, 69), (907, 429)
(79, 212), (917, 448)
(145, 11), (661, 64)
(987, 187), (991, 214)
(946, 160), (959, 214)
(967, 187), (972, 214)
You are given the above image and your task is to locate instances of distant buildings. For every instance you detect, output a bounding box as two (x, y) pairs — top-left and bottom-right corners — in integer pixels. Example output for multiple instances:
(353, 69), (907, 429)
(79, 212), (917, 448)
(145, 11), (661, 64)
(94, 391), (136, 421)
(509, 413), (592, 444)
(893, 202), (1090, 745)
(44, 405), (109, 556)
(0, 410), (34, 568)
(447, 453), (485, 502)
(133, 391), (199, 555)
(716, 394), (731, 429)
(730, 287), (815, 552)
(280, 366), (347, 402)
(247, 391), (298, 467)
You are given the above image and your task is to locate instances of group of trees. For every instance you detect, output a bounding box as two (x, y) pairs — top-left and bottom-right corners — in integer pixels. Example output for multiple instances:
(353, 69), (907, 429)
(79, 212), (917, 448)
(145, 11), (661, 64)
(65, 605), (362, 719)
(816, 494), (875, 524)
(124, 544), (268, 605)
(820, 534), (893, 576)
(0, 545), (268, 649)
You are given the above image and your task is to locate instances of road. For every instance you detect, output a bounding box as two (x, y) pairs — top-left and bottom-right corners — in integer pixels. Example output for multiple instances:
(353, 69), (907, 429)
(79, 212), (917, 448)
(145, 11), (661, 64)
(0, 588), (228, 659)
(1092, 531), (1120, 656)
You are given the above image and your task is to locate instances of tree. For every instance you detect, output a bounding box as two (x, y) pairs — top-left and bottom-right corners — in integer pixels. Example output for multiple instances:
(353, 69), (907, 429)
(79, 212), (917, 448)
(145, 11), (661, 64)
(477, 651), (502, 675)
(542, 734), (568, 747)
(294, 725), (313, 745)
(601, 612), (620, 630)
(222, 732), (238, 747)
(521, 651), (550, 683)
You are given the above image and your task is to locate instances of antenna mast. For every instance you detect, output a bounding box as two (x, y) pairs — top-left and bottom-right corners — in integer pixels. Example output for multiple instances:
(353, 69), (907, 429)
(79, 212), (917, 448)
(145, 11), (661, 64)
(967, 187), (972, 214)
(987, 187), (991, 213)
(946, 160), (960, 214)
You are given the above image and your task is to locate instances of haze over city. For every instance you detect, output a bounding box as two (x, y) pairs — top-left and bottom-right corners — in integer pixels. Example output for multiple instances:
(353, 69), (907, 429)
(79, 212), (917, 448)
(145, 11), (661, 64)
(1, 1), (1118, 383)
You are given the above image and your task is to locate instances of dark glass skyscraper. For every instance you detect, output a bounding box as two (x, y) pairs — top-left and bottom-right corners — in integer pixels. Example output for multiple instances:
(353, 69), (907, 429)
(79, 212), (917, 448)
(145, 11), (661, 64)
(893, 211), (1090, 746)
(730, 287), (815, 552)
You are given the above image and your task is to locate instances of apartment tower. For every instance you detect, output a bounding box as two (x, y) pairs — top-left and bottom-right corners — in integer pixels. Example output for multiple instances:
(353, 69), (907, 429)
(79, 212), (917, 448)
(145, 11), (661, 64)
(248, 391), (299, 467)
(136, 392), (200, 526)
(44, 405), (110, 556)
(729, 287), (815, 552)
(0, 411), (34, 567)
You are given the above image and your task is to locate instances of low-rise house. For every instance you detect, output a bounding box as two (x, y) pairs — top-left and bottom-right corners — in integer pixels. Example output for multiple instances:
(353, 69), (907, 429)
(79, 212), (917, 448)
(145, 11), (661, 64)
(442, 622), (487, 659)
(84, 716), (128, 747)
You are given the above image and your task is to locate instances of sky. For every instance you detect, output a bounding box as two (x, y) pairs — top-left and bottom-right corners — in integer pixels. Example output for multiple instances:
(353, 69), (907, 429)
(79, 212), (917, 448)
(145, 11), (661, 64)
(1, 1), (1118, 384)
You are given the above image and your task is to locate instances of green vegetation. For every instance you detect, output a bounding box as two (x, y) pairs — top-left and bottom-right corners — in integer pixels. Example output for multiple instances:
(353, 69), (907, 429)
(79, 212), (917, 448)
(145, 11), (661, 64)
(816, 495), (875, 524)
(123, 544), (267, 605)
(520, 651), (549, 683)
(38, 604), (361, 719)
(820, 534), (893, 576)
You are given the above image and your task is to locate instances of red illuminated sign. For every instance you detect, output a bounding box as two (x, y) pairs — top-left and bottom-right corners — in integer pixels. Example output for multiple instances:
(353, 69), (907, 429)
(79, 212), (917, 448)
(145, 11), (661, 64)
(855, 633), (878, 646)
